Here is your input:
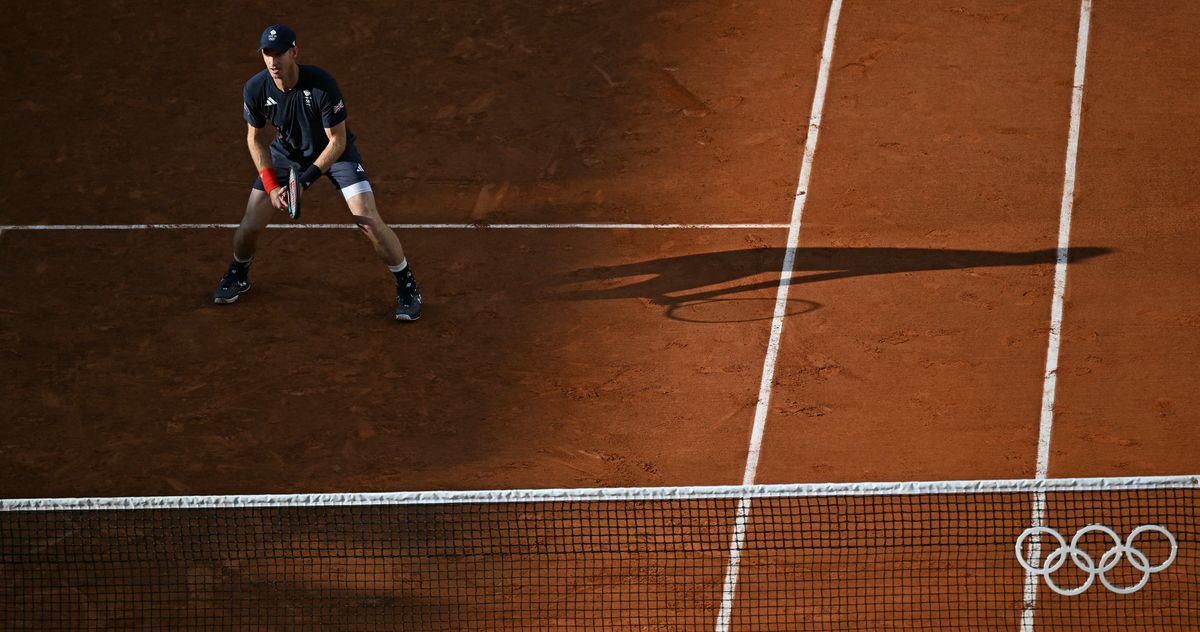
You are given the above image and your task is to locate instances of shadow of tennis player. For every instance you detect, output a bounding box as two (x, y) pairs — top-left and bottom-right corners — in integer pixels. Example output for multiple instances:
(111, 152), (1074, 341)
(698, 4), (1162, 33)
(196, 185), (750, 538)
(551, 246), (1112, 322)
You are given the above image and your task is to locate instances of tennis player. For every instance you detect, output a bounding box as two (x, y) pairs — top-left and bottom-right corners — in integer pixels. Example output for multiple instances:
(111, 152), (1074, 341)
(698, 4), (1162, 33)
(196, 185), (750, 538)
(213, 24), (422, 321)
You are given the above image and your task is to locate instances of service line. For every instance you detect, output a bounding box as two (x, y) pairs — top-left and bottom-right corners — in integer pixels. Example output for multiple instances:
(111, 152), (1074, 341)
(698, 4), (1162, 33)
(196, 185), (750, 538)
(716, 1), (845, 630)
(1020, 1), (1093, 631)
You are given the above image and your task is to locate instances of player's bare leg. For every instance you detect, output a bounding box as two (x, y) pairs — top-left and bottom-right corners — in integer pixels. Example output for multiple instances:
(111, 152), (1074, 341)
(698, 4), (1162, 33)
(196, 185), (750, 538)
(214, 190), (276, 304)
(346, 191), (422, 321)
(232, 189), (278, 261)
(345, 191), (404, 264)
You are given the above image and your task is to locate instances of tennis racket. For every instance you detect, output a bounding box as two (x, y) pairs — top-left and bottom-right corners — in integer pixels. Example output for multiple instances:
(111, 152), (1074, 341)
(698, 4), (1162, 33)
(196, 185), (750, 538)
(287, 166), (302, 220)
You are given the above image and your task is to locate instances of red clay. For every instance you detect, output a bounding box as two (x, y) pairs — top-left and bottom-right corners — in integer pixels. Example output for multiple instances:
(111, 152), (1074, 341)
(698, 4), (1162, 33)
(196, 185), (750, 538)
(758, 0), (1090, 483)
(0, 0), (824, 497)
(1048, 1), (1200, 477)
(2, 1), (1198, 629)
(0, 0), (1192, 495)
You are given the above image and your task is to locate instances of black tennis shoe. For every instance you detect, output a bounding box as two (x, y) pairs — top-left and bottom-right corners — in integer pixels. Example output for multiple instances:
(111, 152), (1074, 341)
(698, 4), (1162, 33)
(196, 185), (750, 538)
(395, 268), (422, 321)
(213, 262), (251, 304)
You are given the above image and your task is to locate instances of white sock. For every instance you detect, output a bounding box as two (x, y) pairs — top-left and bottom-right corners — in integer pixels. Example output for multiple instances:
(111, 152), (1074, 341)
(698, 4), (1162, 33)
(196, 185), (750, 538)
(387, 258), (408, 273)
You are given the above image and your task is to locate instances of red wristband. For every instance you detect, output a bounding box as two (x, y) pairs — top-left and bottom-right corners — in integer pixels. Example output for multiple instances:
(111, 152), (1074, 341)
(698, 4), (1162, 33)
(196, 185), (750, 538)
(259, 168), (280, 193)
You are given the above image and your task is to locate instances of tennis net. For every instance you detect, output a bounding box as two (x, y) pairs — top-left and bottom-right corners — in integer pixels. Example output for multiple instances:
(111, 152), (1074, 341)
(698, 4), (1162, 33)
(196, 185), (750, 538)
(1, 476), (1196, 630)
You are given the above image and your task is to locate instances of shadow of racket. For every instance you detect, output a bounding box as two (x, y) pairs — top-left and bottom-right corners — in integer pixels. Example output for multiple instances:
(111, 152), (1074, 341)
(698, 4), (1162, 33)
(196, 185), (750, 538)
(664, 297), (821, 324)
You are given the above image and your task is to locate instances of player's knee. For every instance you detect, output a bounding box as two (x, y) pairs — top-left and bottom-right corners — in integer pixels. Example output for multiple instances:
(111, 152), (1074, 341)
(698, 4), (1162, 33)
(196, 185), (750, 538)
(245, 192), (275, 220)
(351, 213), (384, 235)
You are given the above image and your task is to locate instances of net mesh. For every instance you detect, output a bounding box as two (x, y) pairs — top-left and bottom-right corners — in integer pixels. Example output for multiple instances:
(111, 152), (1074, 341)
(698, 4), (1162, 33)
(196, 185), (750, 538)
(1, 477), (1196, 630)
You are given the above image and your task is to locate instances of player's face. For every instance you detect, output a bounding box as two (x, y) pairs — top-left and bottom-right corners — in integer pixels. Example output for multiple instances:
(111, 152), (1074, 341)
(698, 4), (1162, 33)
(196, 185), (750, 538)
(261, 48), (297, 79)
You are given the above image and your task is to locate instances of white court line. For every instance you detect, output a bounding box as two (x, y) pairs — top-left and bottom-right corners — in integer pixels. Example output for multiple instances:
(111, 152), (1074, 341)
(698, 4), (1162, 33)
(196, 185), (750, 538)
(715, 1), (844, 630)
(1020, 2), (1092, 631)
(0, 222), (788, 231)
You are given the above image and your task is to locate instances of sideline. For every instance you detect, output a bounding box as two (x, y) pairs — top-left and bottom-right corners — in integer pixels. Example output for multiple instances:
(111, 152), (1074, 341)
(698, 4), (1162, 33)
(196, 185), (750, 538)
(716, 1), (845, 630)
(1021, 1), (1093, 631)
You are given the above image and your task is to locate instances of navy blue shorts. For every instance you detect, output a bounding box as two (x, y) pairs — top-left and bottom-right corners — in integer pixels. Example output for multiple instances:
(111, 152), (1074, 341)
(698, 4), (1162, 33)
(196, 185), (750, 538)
(253, 160), (372, 200)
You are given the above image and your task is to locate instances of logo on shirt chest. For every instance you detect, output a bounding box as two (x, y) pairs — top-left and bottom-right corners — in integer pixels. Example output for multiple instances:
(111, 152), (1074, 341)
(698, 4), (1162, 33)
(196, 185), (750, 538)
(303, 90), (313, 110)
(265, 96), (277, 107)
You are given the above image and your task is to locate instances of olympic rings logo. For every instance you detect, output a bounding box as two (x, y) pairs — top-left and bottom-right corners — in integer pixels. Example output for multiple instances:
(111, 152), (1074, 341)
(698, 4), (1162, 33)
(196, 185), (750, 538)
(1016, 524), (1177, 596)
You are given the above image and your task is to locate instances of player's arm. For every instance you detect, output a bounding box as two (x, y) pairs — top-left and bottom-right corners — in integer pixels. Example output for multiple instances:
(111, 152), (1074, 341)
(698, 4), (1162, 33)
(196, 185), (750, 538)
(246, 122), (275, 173)
(247, 123), (287, 210)
(293, 122), (347, 189)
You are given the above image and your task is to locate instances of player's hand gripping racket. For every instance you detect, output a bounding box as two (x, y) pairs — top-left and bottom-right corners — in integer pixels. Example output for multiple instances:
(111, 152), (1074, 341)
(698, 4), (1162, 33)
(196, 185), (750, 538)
(287, 166), (302, 220)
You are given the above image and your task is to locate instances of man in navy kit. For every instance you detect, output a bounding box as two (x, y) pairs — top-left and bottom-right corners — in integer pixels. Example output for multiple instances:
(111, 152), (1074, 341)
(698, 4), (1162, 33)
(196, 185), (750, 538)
(213, 24), (421, 321)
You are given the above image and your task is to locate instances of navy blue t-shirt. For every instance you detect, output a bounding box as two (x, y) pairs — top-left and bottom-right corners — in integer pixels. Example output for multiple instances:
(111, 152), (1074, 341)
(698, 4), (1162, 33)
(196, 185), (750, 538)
(243, 65), (362, 165)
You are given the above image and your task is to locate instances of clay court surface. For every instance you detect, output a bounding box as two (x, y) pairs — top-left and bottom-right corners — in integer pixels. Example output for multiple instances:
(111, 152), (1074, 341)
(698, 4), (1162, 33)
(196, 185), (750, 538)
(0, 0), (1197, 628)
